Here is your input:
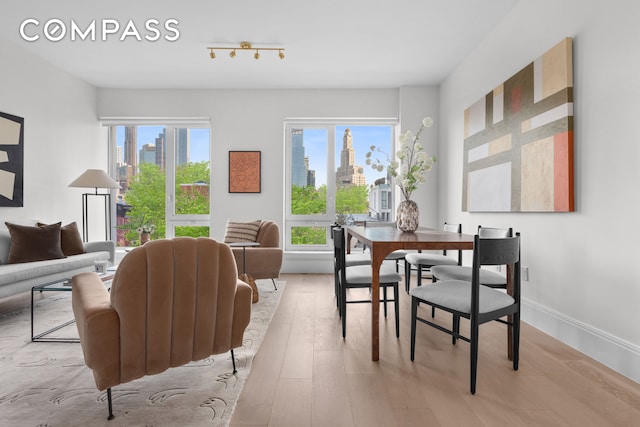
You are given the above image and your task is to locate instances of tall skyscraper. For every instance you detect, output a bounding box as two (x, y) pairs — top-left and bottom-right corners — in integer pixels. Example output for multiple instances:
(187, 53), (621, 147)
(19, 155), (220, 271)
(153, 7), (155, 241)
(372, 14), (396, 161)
(291, 129), (307, 187)
(155, 129), (166, 170)
(124, 126), (137, 174)
(115, 145), (123, 166)
(307, 169), (316, 188)
(176, 128), (190, 165)
(139, 144), (156, 164)
(336, 128), (366, 187)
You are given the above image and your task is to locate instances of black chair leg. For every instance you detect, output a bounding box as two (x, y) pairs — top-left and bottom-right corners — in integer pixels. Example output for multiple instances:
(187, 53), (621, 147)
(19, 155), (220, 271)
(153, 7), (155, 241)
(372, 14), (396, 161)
(231, 349), (237, 374)
(382, 285), (388, 318)
(271, 278), (278, 290)
(107, 387), (114, 420)
(404, 261), (411, 293)
(394, 283), (400, 338)
(452, 315), (460, 344)
(470, 320), (479, 395)
(410, 297), (418, 361)
(341, 284), (347, 339)
(335, 269), (341, 313)
(513, 312), (520, 371)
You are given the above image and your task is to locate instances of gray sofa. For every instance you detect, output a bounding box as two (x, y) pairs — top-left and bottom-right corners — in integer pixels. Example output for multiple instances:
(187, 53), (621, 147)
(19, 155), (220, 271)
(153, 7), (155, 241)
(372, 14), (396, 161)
(0, 228), (115, 299)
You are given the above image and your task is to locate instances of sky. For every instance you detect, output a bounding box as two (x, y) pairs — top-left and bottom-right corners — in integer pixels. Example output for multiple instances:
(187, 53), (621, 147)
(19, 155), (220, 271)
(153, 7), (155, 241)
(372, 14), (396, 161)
(115, 125), (210, 163)
(302, 125), (393, 187)
(115, 124), (393, 187)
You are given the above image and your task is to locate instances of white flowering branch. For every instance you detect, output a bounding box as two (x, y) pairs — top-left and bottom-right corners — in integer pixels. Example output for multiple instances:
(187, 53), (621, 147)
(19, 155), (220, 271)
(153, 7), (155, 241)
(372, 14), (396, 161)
(366, 117), (436, 200)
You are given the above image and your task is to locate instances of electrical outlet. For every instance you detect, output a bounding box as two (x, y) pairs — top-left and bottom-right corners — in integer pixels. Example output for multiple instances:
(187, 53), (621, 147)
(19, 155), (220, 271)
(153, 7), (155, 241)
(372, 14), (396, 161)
(522, 267), (529, 281)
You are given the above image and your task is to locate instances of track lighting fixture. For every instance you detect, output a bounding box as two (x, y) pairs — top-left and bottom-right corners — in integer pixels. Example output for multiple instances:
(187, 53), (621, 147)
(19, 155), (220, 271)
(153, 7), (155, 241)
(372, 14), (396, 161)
(207, 41), (285, 60)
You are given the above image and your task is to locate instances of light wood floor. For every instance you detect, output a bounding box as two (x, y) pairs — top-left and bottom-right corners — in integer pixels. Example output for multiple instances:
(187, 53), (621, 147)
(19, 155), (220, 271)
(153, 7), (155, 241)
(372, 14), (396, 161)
(231, 273), (640, 427)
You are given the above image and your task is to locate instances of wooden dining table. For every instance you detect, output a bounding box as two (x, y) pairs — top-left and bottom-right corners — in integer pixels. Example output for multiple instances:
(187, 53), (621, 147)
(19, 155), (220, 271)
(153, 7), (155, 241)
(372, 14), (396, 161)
(346, 225), (476, 361)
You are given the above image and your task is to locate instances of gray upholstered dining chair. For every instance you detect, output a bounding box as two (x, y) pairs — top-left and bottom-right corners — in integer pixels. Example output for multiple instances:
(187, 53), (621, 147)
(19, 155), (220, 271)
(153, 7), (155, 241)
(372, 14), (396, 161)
(404, 222), (462, 292)
(430, 226), (512, 317)
(410, 233), (521, 394)
(331, 224), (372, 310)
(431, 226), (513, 287)
(331, 222), (404, 310)
(333, 227), (402, 338)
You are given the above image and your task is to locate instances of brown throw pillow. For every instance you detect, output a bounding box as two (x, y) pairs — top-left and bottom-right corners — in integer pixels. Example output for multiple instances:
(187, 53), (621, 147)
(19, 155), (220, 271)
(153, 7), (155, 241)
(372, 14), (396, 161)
(37, 221), (85, 256)
(224, 220), (262, 243)
(5, 222), (66, 264)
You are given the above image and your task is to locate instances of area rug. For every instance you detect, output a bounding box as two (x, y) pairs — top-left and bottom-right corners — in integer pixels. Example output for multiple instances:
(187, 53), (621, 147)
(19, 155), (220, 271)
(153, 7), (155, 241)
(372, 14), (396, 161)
(0, 279), (285, 426)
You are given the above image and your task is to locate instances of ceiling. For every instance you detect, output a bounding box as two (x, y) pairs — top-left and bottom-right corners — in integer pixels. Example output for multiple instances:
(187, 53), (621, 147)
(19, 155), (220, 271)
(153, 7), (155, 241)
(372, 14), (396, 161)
(0, 0), (519, 90)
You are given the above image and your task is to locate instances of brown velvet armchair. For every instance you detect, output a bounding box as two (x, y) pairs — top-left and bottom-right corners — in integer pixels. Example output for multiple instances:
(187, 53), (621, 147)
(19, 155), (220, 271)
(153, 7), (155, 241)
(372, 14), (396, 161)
(71, 237), (252, 420)
(228, 220), (283, 287)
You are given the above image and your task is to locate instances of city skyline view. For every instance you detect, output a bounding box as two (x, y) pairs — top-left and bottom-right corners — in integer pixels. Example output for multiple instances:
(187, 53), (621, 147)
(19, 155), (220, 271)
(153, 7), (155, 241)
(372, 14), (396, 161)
(115, 125), (210, 164)
(114, 125), (392, 186)
(302, 125), (394, 188)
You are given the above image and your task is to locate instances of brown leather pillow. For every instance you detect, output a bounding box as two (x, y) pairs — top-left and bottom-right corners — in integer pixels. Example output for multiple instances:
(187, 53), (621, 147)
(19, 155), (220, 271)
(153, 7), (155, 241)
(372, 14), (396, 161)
(5, 222), (66, 264)
(37, 221), (85, 256)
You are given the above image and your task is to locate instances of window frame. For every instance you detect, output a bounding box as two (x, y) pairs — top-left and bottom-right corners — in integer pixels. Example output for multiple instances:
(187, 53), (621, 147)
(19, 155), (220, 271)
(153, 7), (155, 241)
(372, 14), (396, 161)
(102, 117), (211, 243)
(284, 118), (397, 251)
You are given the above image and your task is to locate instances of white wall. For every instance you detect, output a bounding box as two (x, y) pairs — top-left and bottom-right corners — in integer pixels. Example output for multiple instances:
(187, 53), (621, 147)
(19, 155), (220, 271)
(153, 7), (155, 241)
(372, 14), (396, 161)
(0, 37), (104, 231)
(439, 0), (640, 382)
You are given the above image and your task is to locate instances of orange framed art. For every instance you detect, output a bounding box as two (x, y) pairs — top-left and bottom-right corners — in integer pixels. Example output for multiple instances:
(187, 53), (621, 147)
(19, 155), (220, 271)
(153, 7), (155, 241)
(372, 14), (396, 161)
(229, 151), (261, 193)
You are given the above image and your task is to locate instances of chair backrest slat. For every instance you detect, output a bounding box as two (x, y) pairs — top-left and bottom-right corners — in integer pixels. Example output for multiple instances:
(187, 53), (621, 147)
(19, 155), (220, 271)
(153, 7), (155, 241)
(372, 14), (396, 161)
(474, 234), (520, 267)
(477, 225), (512, 238)
(444, 222), (461, 233)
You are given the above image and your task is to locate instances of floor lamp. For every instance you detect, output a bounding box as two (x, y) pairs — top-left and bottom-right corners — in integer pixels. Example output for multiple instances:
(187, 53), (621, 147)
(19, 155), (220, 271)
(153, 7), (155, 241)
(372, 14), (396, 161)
(69, 169), (120, 242)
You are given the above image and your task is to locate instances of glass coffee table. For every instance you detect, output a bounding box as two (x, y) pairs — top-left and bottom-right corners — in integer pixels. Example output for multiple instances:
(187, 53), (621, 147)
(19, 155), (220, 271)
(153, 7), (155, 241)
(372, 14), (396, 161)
(31, 270), (115, 342)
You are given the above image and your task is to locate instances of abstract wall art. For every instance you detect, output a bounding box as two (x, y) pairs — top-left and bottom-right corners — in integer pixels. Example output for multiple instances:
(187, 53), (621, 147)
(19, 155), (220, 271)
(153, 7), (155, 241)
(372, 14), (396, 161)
(462, 38), (574, 212)
(0, 111), (24, 207)
(229, 151), (261, 193)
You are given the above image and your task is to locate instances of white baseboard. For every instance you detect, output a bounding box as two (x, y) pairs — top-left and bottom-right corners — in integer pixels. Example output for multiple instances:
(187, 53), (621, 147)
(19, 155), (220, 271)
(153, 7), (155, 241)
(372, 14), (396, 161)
(522, 298), (640, 384)
(281, 251), (334, 274)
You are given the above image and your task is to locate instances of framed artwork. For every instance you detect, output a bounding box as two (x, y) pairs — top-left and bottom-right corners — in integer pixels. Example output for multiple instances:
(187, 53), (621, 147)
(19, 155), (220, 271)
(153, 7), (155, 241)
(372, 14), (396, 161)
(462, 37), (574, 212)
(229, 151), (261, 193)
(0, 111), (24, 207)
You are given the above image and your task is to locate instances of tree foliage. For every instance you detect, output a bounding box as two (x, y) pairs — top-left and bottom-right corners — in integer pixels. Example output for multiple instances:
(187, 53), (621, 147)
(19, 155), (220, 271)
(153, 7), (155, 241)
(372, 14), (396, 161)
(290, 184), (370, 245)
(291, 226), (327, 245)
(123, 163), (165, 243)
(291, 185), (326, 215)
(122, 161), (210, 245)
(175, 161), (210, 216)
(123, 166), (369, 247)
(336, 185), (368, 214)
(291, 184), (369, 216)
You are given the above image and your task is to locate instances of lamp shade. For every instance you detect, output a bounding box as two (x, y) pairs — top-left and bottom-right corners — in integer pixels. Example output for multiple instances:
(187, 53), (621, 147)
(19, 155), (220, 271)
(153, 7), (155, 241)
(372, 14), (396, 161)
(69, 169), (120, 189)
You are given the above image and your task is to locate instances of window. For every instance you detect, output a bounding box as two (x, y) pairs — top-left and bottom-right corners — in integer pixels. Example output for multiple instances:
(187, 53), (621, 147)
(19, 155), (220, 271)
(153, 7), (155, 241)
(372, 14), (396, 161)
(105, 120), (210, 247)
(284, 119), (396, 251)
